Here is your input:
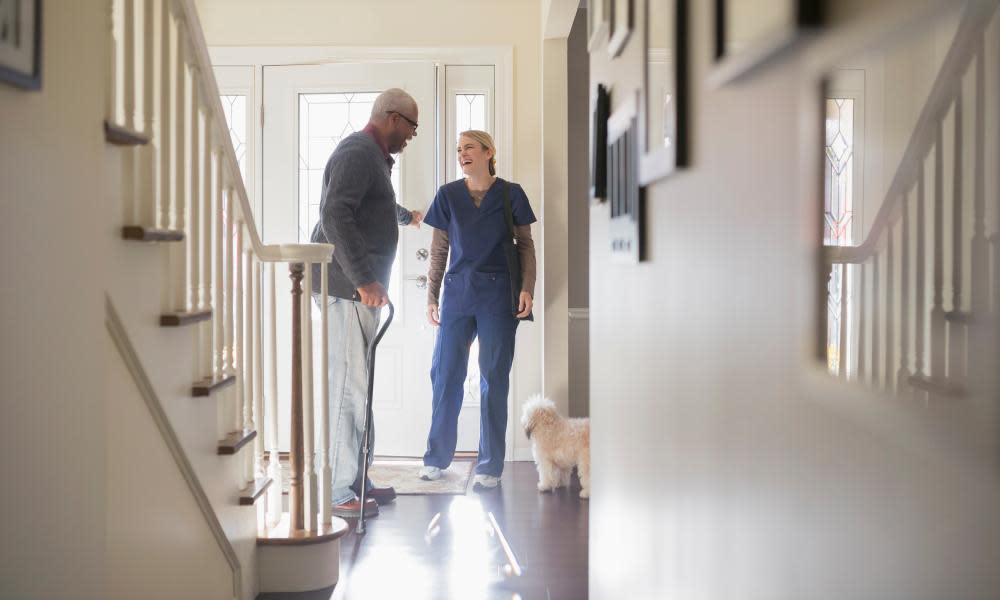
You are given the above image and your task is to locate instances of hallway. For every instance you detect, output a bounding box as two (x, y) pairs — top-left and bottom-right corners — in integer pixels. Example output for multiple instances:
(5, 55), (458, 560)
(260, 462), (589, 600)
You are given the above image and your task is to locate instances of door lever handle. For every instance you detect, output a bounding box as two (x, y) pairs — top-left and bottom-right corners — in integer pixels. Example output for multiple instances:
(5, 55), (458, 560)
(405, 275), (428, 289)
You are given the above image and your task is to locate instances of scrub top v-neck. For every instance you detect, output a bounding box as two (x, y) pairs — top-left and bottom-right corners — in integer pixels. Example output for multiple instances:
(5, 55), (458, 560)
(423, 178), (536, 316)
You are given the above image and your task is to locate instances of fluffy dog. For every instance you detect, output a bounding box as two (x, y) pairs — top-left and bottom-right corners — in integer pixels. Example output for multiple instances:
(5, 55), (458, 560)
(520, 394), (590, 499)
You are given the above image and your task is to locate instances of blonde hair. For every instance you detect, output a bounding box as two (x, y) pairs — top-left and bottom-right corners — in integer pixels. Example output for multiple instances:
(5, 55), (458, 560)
(459, 130), (497, 176)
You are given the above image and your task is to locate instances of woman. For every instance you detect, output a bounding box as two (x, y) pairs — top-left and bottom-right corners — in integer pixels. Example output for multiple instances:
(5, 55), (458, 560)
(418, 130), (537, 489)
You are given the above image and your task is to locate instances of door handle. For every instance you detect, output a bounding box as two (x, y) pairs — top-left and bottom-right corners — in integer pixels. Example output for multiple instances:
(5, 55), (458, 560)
(405, 275), (428, 289)
(416, 248), (429, 261)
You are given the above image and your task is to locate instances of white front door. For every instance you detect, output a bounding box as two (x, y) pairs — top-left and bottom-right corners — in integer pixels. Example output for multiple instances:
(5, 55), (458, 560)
(262, 62), (460, 457)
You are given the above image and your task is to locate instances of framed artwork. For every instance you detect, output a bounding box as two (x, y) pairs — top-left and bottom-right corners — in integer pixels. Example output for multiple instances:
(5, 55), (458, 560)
(639, 0), (688, 185)
(607, 92), (643, 263)
(607, 0), (633, 58)
(0, 0), (41, 90)
(588, 0), (611, 52)
(710, 0), (822, 86)
(590, 83), (610, 202)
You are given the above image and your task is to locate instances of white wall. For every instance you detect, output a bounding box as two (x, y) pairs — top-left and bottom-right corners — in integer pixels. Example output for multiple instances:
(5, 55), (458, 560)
(193, 0), (546, 459)
(0, 2), (108, 598)
(588, 1), (1000, 598)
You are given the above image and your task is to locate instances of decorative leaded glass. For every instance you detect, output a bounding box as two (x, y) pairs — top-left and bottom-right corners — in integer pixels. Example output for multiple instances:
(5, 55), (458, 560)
(824, 98), (856, 374)
(455, 93), (487, 175)
(220, 95), (247, 183)
(298, 92), (402, 300)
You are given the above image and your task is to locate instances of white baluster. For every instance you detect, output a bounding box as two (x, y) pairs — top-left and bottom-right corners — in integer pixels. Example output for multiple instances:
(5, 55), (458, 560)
(172, 19), (188, 311)
(123, 0), (136, 131)
(885, 225), (895, 394)
(930, 121), (946, 382)
(157, 0), (171, 230)
(266, 262), (281, 528)
(302, 266), (316, 532)
(254, 260), (265, 480)
(948, 91), (967, 383)
(898, 196), (911, 391)
(243, 245), (255, 483)
(857, 261), (867, 384)
(319, 267), (331, 525)
(213, 159), (225, 378)
(189, 96), (202, 313)
(106, 0), (119, 125)
(139, 0), (156, 228)
(914, 167), (928, 397)
(225, 186), (236, 431)
(234, 222), (245, 435)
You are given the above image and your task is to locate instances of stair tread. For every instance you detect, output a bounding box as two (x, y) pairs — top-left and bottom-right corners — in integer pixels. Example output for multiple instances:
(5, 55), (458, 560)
(122, 225), (184, 242)
(104, 120), (150, 146)
(945, 309), (974, 324)
(160, 309), (212, 327)
(239, 477), (273, 506)
(218, 429), (257, 455)
(908, 374), (966, 397)
(192, 374), (236, 396)
(257, 512), (350, 546)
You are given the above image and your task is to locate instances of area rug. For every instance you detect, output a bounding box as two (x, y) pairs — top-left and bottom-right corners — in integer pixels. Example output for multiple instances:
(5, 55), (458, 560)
(368, 459), (474, 495)
(279, 458), (474, 495)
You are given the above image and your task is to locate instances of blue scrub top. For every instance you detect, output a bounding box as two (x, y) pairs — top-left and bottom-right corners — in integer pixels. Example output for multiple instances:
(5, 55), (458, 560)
(424, 177), (537, 312)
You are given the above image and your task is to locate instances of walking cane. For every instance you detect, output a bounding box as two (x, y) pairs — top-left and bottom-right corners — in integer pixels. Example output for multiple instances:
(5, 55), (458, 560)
(356, 301), (394, 534)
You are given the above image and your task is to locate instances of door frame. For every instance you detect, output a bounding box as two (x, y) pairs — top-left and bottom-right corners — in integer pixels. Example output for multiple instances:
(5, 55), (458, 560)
(207, 44), (522, 460)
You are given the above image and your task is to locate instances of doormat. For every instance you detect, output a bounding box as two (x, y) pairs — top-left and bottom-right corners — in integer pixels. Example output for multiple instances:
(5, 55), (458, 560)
(279, 459), (475, 495)
(369, 459), (474, 495)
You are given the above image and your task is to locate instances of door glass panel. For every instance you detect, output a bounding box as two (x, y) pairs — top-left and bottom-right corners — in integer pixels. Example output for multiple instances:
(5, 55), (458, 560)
(298, 92), (402, 300)
(451, 92), (489, 406)
(824, 98), (856, 375)
(220, 94), (248, 183)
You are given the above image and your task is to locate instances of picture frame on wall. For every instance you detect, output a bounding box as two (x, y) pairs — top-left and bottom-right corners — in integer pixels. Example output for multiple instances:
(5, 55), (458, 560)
(588, 0), (611, 52)
(0, 0), (42, 90)
(590, 83), (610, 202)
(710, 0), (822, 86)
(607, 0), (633, 58)
(639, 0), (688, 185)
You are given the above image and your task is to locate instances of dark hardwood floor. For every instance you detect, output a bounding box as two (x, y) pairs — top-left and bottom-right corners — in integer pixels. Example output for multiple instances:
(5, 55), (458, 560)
(259, 461), (588, 600)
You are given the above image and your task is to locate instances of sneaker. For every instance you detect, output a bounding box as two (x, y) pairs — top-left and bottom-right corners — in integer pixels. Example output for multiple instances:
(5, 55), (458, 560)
(473, 474), (500, 489)
(419, 466), (443, 481)
(331, 497), (379, 519)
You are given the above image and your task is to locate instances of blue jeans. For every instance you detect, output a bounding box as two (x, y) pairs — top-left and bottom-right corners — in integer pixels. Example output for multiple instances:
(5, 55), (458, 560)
(315, 295), (379, 506)
(423, 308), (518, 477)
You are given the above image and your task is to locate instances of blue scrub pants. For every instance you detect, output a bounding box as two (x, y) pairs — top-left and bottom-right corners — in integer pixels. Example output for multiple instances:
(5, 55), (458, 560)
(424, 304), (518, 478)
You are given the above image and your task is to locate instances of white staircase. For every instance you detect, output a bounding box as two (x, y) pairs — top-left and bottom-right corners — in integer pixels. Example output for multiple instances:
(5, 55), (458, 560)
(103, 0), (350, 596)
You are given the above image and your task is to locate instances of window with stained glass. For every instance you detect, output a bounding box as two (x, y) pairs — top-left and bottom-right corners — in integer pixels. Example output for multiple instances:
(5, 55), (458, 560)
(824, 98), (856, 375)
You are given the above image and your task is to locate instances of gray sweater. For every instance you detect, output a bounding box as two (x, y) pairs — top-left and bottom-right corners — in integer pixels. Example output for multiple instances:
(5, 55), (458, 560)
(310, 132), (410, 299)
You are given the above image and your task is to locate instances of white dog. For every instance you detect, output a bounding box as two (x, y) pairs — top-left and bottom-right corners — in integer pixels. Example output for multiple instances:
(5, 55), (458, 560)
(520, 394), (590, 499)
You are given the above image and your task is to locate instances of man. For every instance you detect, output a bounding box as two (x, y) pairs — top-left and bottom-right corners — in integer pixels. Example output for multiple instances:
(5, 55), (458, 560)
(311, 88), (423, 518)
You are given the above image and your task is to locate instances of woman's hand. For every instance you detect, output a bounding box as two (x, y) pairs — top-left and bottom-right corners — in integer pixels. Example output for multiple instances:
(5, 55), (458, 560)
(516, 291), (533, 318)
(427, 303), (441, 326)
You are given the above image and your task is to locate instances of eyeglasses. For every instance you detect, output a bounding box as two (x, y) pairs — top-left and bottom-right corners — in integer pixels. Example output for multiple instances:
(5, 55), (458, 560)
(388, 110), (418, 132)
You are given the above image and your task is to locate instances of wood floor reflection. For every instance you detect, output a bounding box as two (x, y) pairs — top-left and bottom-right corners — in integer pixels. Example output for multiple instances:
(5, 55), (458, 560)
(258, 461), (589, 600)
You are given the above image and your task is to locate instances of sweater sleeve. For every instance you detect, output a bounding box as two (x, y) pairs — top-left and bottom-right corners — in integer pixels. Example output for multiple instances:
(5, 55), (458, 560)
(514, 224), (536, 297)
(426, 227), (449, 305)
(396, 203), (413, 225)
(320, 147), (375, 288)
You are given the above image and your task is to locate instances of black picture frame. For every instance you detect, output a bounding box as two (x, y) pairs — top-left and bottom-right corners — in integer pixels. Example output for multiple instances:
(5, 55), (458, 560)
(709, 0), (822, 86)
(0, 0), (42, 90)
(607, 92), (643, 263)
(638, 0), (688, 185)
(590, 83), (610, 202)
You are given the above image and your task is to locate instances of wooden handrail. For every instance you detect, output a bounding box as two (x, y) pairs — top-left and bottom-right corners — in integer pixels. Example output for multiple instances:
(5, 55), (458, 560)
(824, 0), (993, 265)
